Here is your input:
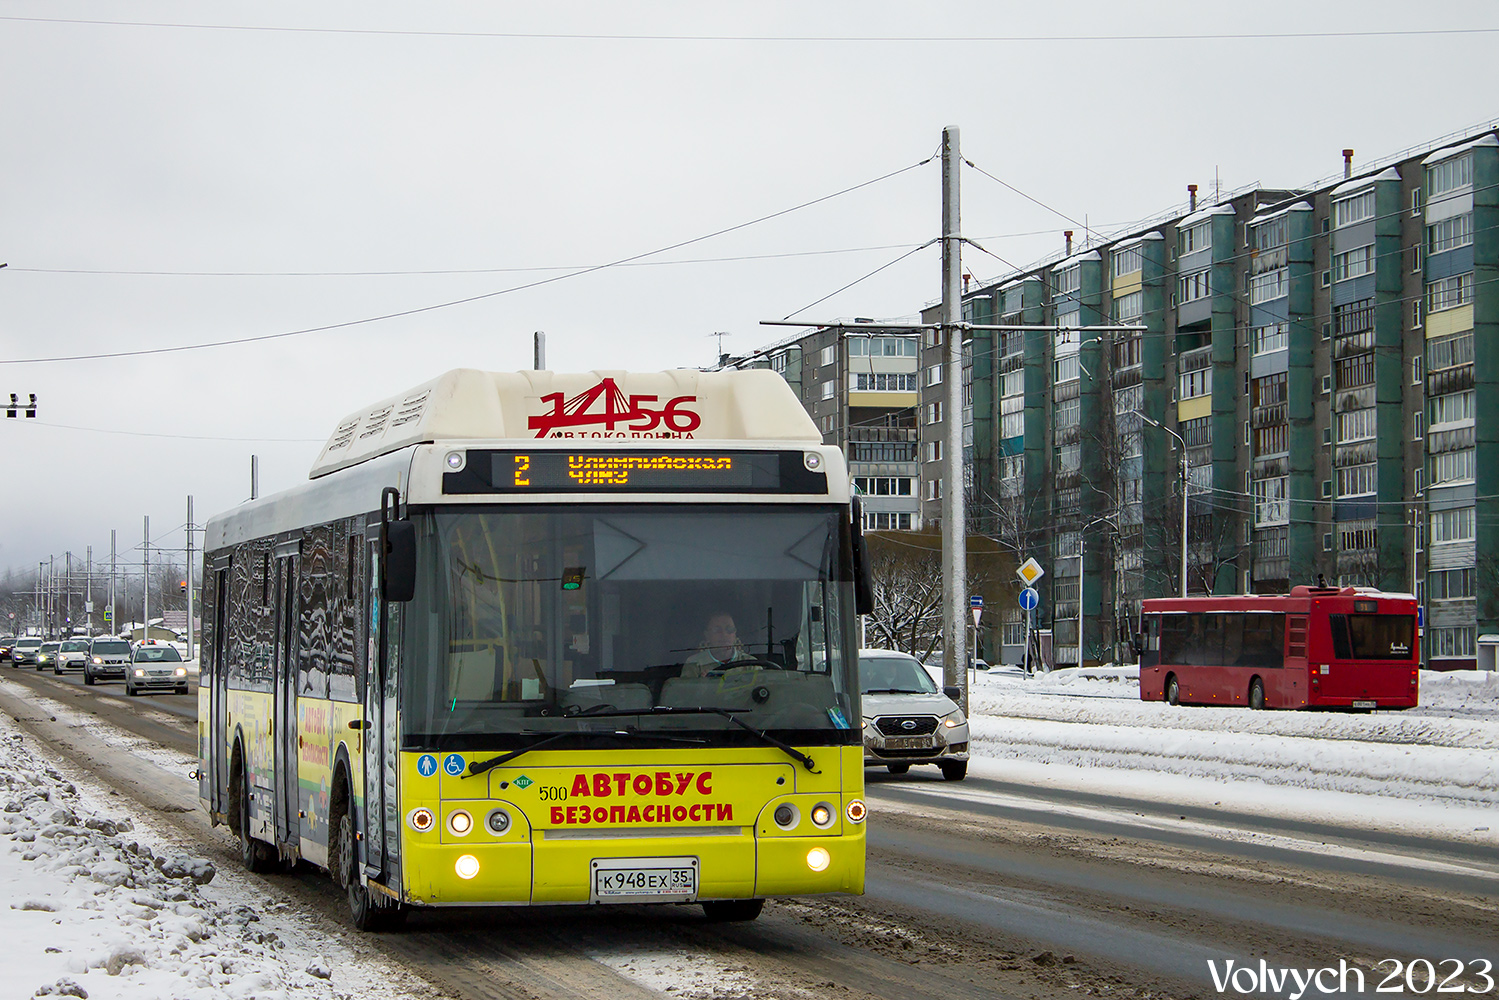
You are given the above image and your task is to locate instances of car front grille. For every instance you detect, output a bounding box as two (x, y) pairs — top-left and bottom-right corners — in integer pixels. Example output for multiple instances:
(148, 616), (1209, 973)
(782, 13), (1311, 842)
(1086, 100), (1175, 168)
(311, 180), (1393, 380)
(874, 716), (939, 737)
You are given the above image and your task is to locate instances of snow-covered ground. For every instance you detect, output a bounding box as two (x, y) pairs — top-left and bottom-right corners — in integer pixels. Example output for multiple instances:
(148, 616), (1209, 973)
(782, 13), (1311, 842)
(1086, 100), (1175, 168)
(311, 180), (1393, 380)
(946, 665), (1499, 845)
(0, 711), (436, 1000)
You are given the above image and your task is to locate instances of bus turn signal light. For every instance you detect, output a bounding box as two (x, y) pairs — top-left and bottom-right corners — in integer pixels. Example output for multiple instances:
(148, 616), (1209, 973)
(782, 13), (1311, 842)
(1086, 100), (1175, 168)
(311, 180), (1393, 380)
(845, 799), (866, 823)
(407, 808), (435, 833)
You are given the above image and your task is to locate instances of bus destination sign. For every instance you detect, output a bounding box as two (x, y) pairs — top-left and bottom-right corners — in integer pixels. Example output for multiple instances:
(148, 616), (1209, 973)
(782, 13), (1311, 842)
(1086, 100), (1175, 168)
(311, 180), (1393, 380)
(441, 450), (829, 495)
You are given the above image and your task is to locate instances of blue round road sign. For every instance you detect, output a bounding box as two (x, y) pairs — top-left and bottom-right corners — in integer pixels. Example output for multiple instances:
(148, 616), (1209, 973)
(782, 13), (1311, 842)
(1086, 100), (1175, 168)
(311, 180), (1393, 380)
(1018, 587), (1040, 611)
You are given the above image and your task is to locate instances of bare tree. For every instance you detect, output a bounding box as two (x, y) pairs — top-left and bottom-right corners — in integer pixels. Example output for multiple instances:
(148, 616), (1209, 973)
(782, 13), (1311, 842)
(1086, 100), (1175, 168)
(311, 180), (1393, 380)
(862, 530), (1010, 660)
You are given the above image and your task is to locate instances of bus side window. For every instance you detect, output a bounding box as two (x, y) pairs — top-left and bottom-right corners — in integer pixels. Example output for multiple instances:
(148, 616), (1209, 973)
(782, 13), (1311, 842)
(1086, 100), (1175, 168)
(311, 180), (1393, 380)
(1159, 615), (1187, 663)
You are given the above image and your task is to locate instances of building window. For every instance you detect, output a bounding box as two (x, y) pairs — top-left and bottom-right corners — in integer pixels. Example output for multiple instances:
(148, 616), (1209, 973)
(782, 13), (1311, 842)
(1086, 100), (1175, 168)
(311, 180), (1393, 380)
(820, 380), (836, 400)
(1427, 272), (1474, 312)
(1427, 214), (1474, 255)
(1430, 389), (1475, 428)
(1427, 331), (1474, 372)
(852, 372), (919, 392)
(1113, 335), (1142, 369)
(854, 477), (914, 497)
(1001, 411), (1024, 438)
(1431, 449), (1475, 486)
(924, 440), (943, 463)
(1249, 268), (1287, 303)
(1333, 298), (1374, 337)
(1427, 153), (1473, 198)
(849, 336), (918, 358)
(1054, 355), (1080, 384)
(1413, 299), (1423, 329)
(819, 345), (837, 367)
(1112, 245), (1144, 278)
(1427, 626), (1476, 659)
(1336, 408), (1376, 443)
(1332, 189), (1375, 227)
(1180, 416), (1211, 448)
(924, 401), (943, 425)
(1178, 268), (1211, 304)
(1413, 412), (1423, 440)
(1253, 424), (1288, 456)
(924, 479), (942, 501)
(1335, 353), (1375, 389)
(926, 365), (943, 386)
(1252, 322), (1289, 355)
(1430, 506), (1475, 543)
(1112, 290), (1143, 322)
(1332, 244), (1375, 282)
(1253, 216), (1290, 252)
(1253, 477), (1289, 526)
(1336, 463), (1376, 498)
(1252, 373), (1287, 408)
(1429, 568), (1475, 601)
(1053, 265), (1080, 296)
(1179, 221), (1210, 254)
(862, 511), (914, 531)
(1179, 368), (1210, 400)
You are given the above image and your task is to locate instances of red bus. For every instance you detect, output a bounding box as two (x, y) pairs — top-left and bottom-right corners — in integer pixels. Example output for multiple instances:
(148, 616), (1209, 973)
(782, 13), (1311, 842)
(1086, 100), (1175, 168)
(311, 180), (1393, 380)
(1136, 586), (1418, 710)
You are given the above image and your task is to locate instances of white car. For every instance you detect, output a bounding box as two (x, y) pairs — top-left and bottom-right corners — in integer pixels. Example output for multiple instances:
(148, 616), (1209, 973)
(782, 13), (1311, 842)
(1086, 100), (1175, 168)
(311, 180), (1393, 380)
(126, 645), (190, 696)
(858, 649), (969, 781)
(56, 639), (91, 673)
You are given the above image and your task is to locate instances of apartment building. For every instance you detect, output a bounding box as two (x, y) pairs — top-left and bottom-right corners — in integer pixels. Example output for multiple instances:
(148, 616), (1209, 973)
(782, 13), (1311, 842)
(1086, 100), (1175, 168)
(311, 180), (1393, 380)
(919, 126), (1498, 668)
(730, 326), (923, 533)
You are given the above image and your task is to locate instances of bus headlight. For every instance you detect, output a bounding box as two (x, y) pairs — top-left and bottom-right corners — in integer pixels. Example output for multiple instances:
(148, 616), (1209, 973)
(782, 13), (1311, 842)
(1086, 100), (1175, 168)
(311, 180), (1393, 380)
(407, 807), (435, 832)
(806, 846), (830, 872)
(810, 803), (835, 829)
(773, 803), (800, 830)
(447, 809), (473, 836)
(845, 799), (866, 824)
(445, 451), (466, 472)
(455, 854), (480, 879)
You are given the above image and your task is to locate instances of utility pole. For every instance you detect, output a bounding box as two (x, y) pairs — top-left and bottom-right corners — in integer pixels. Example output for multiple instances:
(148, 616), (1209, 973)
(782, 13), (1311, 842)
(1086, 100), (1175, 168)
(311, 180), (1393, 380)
(251, 456), (259, 501)
(47, 556), (54, 639)
(533, 331), (546, 370)
(65, 551), (72, 636)
(143, 515), (150, 641)
(186, 495), (195, 660)
(86, 546), (93, 635)
(110, 529), (117, 636)
(940, 125), (969, 712)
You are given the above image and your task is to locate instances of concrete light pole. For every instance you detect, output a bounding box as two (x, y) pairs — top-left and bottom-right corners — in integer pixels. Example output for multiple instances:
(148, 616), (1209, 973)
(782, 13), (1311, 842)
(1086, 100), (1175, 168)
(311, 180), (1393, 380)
(939, 125), (969, 711)
(1078, 514), (1117, 667)
(1136, 410), (1189, 598)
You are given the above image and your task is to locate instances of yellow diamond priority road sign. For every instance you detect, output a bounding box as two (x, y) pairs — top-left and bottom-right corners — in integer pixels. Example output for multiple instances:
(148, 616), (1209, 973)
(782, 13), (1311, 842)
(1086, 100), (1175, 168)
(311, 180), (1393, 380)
(1016, 557), (1045, 587)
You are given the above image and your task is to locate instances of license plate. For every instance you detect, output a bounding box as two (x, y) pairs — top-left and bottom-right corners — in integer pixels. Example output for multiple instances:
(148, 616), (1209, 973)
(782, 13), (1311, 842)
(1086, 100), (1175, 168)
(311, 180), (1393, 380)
(1352, 700), (1377, 709)
(884, 736), (934, 750)
(592, 856), (698, 902)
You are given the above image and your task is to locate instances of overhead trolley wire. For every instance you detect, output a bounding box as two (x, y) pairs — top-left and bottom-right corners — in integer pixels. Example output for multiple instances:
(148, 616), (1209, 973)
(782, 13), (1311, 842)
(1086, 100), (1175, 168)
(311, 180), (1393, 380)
(0, 155), (934, 366)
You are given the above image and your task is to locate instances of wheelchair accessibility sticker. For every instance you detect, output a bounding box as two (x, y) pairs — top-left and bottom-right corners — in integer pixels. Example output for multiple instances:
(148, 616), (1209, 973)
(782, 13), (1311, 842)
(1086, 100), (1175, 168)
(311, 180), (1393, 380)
(417, 754), (438, 777)
(444, 753), (467, 776)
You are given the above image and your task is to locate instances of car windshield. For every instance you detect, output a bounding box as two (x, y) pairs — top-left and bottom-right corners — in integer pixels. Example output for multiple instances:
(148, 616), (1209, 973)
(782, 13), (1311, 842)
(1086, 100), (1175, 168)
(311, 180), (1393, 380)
(858, 654), (938, 694)
(16, 639), (40, 649)
(401, 505), (860, 751)
(91, 641), (131, 655)
(41, 643), (60, 652)
(61, 641), (88, 652)
(134, 647), (182, 662)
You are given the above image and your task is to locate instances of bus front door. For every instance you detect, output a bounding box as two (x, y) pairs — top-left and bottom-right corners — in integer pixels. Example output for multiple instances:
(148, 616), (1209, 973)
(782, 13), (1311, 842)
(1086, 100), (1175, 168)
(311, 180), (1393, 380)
(273, 551), (300, 854)
(206, 565), (230, 815)
(362, 536), (400, 887)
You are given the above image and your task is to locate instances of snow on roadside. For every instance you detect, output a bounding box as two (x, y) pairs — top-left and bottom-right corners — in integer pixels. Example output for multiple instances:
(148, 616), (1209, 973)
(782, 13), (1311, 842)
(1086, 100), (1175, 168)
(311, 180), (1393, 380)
(0, 713), (436, 1000)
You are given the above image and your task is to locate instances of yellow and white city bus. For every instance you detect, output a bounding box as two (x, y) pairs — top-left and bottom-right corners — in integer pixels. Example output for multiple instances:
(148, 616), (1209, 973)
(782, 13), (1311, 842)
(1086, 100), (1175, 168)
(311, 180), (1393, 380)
(198, 368), (870, 929)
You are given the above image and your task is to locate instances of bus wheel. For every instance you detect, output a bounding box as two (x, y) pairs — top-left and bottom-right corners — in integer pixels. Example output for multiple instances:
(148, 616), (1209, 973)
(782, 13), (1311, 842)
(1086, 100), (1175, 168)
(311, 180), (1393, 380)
(337, 811), (404, 931)
(886, 764), (909, 774)
(1249, 678), (1266, 710)
(703, 899), (765, 922)
(1165, 675), (1180, 706)
(236, 763), (276, 874)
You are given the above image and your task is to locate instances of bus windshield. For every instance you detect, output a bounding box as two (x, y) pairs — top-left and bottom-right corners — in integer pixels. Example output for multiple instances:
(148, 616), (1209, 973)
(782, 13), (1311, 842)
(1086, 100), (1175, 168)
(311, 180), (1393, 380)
(402, 505), (859, 750)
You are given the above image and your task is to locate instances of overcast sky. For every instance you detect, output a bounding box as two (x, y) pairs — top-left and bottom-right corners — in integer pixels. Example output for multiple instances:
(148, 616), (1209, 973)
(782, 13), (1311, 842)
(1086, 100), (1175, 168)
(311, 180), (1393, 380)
(2, 1), (1497, 581)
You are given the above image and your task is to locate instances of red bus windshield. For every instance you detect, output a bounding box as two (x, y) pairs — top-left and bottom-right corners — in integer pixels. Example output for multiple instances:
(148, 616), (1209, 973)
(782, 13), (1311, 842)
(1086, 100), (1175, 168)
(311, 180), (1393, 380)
(1329, 614), (1416, 660)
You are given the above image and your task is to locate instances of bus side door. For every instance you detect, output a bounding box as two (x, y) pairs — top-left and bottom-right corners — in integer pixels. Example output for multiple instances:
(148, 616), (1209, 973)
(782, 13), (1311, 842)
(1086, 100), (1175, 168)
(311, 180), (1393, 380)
(273, 548), (300, 853)
(205, 562), (230, 816)
(362, 534), (401, 888)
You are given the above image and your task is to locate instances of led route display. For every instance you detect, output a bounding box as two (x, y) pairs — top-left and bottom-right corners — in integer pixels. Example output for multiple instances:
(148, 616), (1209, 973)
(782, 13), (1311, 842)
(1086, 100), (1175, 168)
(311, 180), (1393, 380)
(440, 450), (829, 495)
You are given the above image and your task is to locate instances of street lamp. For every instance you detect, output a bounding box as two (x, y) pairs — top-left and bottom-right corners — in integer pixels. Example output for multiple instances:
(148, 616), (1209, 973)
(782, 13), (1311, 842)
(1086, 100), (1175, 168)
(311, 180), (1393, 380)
(1078, 513), (1117, 667)
(1134, 410), (1189, 598)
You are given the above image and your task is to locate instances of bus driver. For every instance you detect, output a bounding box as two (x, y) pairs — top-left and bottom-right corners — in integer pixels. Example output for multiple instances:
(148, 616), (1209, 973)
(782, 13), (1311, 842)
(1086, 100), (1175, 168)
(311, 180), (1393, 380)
(681, 612), (751, 678)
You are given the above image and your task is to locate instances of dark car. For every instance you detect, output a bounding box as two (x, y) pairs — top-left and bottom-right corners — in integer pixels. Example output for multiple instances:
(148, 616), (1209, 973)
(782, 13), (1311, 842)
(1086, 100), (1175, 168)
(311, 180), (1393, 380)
(36, 641), (61, 671)
(126, 645), (189, 696)
(0, 636), (15, 664)
(84, 638), (132, 685)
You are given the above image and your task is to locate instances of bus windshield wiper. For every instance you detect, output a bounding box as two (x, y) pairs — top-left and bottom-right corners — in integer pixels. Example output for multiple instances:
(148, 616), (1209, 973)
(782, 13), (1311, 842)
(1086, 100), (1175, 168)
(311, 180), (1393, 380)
(539, 707), (821, 773)
(464, 728), (711, 778)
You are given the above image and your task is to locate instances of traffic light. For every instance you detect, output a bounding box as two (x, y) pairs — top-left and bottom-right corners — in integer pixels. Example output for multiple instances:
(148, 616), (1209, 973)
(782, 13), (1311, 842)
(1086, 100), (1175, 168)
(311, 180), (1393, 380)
(560, 567), (586, 591)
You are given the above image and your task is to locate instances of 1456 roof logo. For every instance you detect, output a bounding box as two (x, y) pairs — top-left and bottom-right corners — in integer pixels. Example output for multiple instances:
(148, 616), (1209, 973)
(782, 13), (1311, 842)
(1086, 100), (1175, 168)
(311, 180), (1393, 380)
(528, 378), (701, 439)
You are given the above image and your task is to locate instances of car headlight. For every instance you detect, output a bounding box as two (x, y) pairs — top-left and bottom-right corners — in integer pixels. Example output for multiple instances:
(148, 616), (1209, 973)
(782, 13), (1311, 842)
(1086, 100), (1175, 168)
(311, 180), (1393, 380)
(942, 709), (966, 728)
(175, 667), (187, 677)
(134, 669), (145, 677)
(92, 656), (102, 664)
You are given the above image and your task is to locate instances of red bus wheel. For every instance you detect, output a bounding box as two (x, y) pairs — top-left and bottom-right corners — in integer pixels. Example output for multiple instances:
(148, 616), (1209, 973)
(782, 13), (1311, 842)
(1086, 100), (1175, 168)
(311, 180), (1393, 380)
(1249, 678), (1266, 710)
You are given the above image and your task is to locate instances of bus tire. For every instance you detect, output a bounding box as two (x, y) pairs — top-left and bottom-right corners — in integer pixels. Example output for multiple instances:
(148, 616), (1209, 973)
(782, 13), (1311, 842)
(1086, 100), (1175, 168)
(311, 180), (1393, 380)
(1165, 675), (1180, 706)
(1249, 678), (1266, 710)
(702, 899), (765, 922)
(234, 759), (276, 874)
(886, 764), (909, 774)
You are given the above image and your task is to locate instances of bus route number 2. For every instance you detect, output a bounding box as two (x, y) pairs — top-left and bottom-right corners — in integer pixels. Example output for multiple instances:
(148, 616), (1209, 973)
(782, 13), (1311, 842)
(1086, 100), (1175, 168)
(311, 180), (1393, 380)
(514, 455), (530, 486)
